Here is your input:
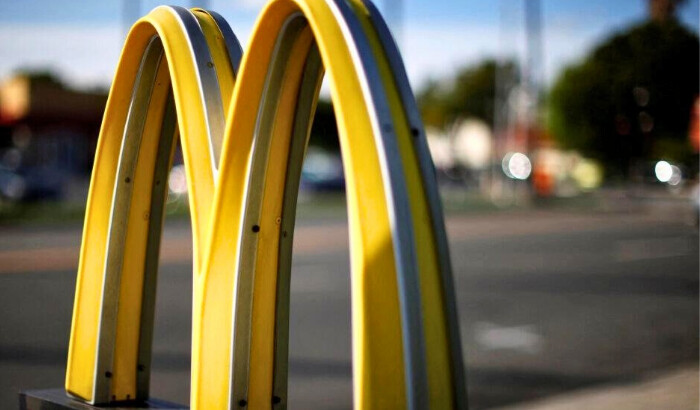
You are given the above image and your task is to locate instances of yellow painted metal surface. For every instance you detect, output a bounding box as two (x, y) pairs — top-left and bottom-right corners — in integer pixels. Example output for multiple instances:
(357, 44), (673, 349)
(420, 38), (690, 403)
(346, 1), (455, 406)
(66, 1), (464, 409)
(110, 52), (170, 400)
(195, 1), (404, 407)
(66, 8), (235, 403)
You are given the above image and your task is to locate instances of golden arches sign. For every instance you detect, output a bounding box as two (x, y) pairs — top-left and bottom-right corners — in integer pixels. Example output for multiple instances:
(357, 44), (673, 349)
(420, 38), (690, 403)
(65, 1), (466, 409)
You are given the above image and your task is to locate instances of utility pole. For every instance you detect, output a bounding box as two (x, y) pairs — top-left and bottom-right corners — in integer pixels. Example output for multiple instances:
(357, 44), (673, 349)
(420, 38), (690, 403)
(191, 0), (210, 9)
(524, 0), (543, 147)
(122, 0), (140, 40)
(383, 0), (403, 49)
(492, 0), (544, 203)
(491, 0), (518, 203)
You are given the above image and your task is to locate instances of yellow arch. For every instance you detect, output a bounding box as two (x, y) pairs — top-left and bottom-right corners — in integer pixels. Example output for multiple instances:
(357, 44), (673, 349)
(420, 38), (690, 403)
(196, 0), (464, 408)
(65, 7), (241, 403)
(66, 1), (466, 409)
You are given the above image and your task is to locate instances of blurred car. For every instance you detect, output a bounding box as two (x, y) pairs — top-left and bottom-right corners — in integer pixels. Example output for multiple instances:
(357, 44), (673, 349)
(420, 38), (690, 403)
(300, 148), (345, 192)
(0, 166), (26, 202)
(18, 166), (66, 201)
(0, 165), (65, 203)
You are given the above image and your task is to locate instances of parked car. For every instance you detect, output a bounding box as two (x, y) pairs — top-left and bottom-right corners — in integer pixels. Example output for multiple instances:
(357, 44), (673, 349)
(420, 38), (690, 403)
(0, 165), (65, 203)
(300, 149), (345, 192)
(0, 166), (26, 202)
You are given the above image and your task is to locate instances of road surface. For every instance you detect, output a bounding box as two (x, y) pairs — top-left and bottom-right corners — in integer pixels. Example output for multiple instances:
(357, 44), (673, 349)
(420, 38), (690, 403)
(0, 205), (697, 409)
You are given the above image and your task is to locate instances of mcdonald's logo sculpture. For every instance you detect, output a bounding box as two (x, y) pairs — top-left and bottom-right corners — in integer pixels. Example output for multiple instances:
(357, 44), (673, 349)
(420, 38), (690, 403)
(65, 1), (466, 408)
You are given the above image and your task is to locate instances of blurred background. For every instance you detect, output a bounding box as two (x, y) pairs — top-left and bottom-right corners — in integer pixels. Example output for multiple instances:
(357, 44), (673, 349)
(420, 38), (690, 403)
(0, 0), (698, 409)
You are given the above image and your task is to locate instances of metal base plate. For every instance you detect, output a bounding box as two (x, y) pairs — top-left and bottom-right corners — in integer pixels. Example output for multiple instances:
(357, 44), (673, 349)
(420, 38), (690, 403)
(19, 389), (187, 409)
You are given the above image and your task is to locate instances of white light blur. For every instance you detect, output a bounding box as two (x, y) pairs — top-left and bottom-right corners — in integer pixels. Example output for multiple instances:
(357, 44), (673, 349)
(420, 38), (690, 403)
(1, 175), (25, 200)
(474, 322), (542, 354)
(502, 152), (532, 180)
(168, 164), (188, 195)
(453, 119), (492, 170)
(669, 165), (682, 186)
(425, 128), (454, 169)
(655, 160), (673, 183)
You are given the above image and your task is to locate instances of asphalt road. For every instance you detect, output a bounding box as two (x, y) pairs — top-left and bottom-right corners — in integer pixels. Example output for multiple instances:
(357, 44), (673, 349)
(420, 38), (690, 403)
(0, 205), (697, 409)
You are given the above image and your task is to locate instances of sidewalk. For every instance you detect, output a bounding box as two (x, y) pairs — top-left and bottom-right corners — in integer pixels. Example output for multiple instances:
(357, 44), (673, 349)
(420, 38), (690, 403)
(497, 364), (699, 410)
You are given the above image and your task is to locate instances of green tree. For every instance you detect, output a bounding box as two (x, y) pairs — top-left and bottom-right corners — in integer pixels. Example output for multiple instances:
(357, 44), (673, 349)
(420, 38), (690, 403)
(418, 59), (515, 128)
(549, 19), (699, 177)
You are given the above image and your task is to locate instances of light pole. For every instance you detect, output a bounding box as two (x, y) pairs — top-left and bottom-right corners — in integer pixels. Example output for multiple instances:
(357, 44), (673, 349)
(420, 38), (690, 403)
(122, 0), (140, 40)
(191, 0), (210, 9)
(383, 0), (403, 49)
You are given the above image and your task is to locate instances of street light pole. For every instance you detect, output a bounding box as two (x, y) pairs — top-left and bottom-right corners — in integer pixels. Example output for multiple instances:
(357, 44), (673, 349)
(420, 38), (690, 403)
(524, 0), (543, 142)
(383, 0), (403, 49)
(122, 0), (140, 40)
(191, 0), (210, 9)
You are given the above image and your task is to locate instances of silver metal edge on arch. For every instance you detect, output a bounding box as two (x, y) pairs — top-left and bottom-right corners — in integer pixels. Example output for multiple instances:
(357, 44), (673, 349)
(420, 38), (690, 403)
(93, 36), (163, 404)
(88, 6), (244, 402)
(326, 0), (429, 408)
(363, 1), (468, 408)
(197, 8), (245, 76)
(139, 7), (244, 402)
(162, 5), (226, 170)
(271, 43), (325, 409)
(136, 91), (178, 399)
(227, 13), (309, 408)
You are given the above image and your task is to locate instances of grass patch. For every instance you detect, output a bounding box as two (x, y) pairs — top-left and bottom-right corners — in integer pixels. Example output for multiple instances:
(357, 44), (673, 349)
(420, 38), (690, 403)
(0, 201), (87, 226)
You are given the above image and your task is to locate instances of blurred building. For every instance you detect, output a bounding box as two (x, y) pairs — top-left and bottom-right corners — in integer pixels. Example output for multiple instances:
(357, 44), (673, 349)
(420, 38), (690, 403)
(0, 73), (106, 201)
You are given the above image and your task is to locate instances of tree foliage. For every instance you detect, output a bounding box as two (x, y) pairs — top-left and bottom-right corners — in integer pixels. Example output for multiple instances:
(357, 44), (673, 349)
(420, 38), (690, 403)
(418, 59), (514, 128)
(549, 19), (699, 176)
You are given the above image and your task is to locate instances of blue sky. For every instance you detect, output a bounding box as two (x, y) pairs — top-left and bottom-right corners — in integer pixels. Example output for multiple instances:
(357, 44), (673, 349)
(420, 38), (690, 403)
(0, 0), (697, 90)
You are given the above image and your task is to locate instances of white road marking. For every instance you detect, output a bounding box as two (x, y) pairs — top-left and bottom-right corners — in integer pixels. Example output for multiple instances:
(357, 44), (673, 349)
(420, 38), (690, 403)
(474, 322), (543, 354)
